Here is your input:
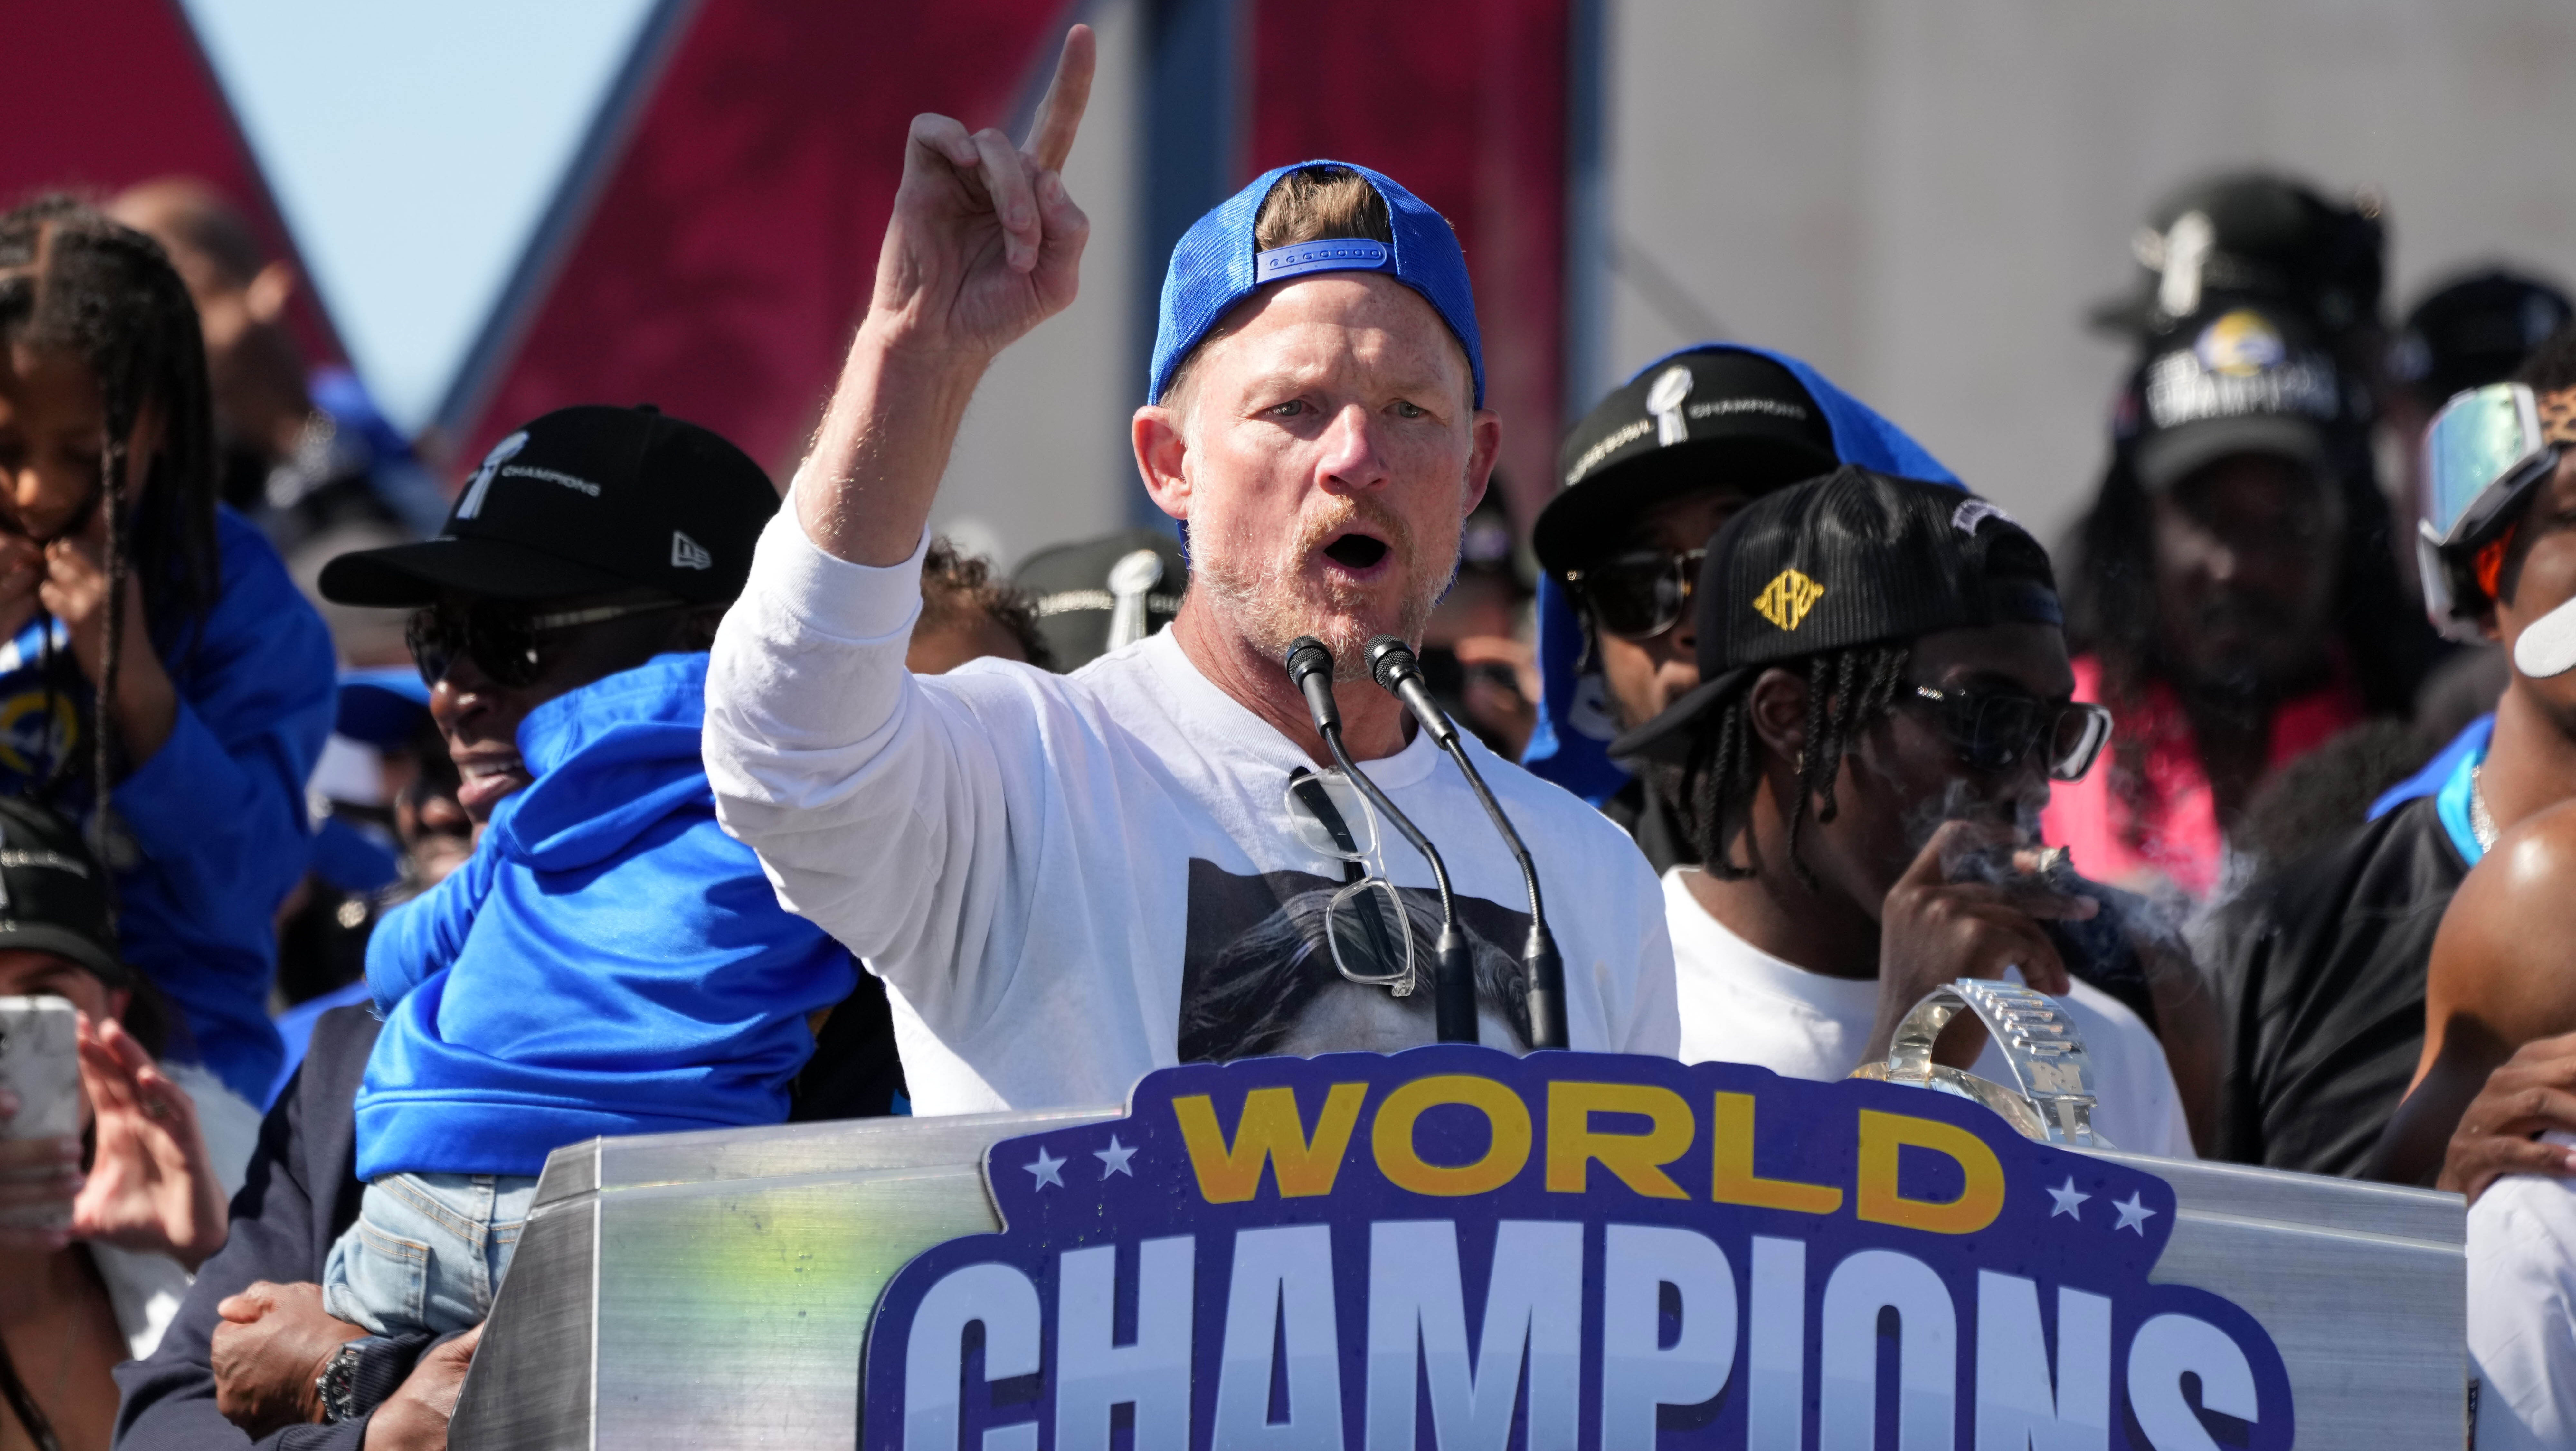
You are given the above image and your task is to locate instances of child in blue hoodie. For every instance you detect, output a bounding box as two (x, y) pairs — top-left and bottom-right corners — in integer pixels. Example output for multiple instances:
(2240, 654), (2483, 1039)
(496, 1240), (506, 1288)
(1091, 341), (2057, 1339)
(306, 406), (863, 1337)
(0, 200), (337, 1104)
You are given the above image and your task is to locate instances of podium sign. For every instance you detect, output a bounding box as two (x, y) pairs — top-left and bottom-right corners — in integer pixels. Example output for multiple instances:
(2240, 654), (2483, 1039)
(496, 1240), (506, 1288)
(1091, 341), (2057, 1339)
(449, 1049), (2463, 1450)
(862, 1048), (2287, 1451)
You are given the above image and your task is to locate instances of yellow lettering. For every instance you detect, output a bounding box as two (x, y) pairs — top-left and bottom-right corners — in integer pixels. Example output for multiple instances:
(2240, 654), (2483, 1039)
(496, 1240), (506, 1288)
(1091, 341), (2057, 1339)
(1545, 1081), (1693, 1198)
(1709, 1092), (1842, 1214)
(1854, 1109), (2004, 1234)
(1172, 1084), (1367, 1203)
(1371, 1075), (1533, 1196)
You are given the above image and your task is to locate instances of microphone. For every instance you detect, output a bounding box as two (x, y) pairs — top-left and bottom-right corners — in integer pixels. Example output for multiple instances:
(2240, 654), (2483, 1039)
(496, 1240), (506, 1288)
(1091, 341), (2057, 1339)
(1283, 637), (1478, 1043)
(1366, 636), (1568, 1051)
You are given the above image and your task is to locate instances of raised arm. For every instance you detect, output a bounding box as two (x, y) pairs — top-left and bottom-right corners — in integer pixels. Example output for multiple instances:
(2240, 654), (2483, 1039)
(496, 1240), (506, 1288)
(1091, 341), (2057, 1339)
(707, 29), (1094, 1013)
(798, 25), (1094, 565)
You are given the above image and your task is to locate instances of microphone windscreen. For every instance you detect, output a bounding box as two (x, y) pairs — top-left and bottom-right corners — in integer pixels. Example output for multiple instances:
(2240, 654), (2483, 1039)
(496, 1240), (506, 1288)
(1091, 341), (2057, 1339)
(1285, 636), (1334, 685)
(1365, 635), (1416, 692)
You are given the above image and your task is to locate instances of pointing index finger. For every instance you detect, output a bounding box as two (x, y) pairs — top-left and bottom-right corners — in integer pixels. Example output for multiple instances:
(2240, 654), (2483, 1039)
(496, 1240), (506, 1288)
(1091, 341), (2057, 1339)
(1023, 24), (1096, 174)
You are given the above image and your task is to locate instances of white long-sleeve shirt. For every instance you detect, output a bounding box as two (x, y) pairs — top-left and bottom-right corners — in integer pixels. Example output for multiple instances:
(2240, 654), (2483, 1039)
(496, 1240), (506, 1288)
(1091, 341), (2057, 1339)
(2469, 1141), (2576, 1451)
(704, 510), (1679, 1115)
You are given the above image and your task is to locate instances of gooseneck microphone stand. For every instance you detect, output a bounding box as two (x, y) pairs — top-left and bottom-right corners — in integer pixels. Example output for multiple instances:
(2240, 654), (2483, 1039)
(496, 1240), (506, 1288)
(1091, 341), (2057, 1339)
(1283, 637), (1479, 1043)
(1365, 636), (1570, 1050)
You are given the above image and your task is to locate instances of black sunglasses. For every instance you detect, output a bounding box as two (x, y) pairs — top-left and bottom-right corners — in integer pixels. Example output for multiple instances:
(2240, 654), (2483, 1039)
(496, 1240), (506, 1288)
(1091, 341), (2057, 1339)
(1566, 547), (1705, 640)
(1903, 684), (2112, 782)
(405, 599), (679, 689)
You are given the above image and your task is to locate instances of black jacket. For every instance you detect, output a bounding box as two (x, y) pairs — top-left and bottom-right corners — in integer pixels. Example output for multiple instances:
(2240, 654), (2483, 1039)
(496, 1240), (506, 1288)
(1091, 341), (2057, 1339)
(114, 1006), (378, 1450)
(2207, 796), (2468, 1177)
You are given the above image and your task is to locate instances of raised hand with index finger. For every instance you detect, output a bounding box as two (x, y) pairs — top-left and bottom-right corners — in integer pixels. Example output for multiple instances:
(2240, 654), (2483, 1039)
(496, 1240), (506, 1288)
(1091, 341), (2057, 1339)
(869, 24), (1095, 362)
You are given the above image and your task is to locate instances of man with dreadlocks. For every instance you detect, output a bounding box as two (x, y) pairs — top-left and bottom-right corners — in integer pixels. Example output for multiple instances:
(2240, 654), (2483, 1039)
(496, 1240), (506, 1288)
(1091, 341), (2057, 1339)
(0, 199), (337, 1106)
(1613, 467), (2196, 1156)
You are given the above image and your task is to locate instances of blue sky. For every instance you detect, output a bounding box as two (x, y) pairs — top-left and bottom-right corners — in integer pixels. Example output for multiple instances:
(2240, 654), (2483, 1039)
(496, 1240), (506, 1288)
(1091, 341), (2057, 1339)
(180, 0), (663, 434)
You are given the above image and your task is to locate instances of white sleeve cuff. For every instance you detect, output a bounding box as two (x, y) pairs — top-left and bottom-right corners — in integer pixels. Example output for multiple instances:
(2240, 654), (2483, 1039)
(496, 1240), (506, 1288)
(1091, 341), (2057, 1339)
(753, 489), (930, 644)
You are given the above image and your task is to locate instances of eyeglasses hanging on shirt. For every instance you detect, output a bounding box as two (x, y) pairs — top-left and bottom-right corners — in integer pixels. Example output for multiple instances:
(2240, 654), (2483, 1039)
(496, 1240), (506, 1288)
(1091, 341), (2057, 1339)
(1283, 767), (1420, 996)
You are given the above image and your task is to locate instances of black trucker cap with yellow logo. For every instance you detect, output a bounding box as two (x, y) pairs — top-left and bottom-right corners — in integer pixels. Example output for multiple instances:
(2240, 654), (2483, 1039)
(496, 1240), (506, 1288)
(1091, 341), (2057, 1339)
(1611, 466), (2063, 764)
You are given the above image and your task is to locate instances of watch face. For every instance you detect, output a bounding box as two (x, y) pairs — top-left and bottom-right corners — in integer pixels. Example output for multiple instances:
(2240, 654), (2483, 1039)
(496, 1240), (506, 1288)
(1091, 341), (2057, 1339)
(319, 1343), (362, 1422)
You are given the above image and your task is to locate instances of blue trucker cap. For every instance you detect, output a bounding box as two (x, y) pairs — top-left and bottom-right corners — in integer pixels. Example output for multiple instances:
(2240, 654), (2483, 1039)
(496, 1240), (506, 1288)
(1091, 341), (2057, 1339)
(1149, 160), (1485, 408)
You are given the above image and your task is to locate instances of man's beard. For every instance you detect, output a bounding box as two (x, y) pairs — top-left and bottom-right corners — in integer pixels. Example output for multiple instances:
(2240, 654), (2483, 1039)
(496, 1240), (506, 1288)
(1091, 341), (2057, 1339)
(1194, 495), (1449, 680)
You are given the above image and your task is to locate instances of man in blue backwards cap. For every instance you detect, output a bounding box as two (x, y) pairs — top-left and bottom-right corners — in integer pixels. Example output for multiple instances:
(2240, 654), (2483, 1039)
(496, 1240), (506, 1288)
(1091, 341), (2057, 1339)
(706, 27), (1677, 1114)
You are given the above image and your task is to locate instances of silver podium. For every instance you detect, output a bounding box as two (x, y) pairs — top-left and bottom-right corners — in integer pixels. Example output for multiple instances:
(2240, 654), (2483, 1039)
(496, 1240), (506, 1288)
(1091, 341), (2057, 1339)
(450, 1001), (2466, 1450)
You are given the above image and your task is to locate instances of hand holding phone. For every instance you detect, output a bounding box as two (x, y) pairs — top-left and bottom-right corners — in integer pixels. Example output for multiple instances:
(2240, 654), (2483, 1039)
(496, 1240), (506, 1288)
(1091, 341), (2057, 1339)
(0, 995), (83, 1238)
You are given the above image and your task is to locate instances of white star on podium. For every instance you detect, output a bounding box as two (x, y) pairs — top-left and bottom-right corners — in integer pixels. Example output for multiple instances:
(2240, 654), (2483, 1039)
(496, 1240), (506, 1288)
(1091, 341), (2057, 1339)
(2046, 1176), (2090, 1220)
(1095, 1135), (1137, 1179)
(2112, 1191), (2156, 1234)
(1025, 1147), (1065, 1189)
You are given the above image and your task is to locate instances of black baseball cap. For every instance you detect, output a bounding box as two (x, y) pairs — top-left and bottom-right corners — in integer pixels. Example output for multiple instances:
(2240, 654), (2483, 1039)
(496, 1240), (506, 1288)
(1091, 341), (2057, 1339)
(2390, 269), (2575, 409)
(2089, 171), (2385, 339)
(1012, 530), (1189, 671)
(2117, 301), (2342, 492)
(1612, 468), (2062, 765)
(318, 405), (779, 608)
(1534, 349), (1836, 579)
(0, 798), (126, 988)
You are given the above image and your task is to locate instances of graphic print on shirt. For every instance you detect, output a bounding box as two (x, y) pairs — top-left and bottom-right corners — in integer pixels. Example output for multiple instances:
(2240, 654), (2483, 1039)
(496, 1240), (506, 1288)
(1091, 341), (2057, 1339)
(1178, 858), (1533, 1062)
(0, 619), (134, 865)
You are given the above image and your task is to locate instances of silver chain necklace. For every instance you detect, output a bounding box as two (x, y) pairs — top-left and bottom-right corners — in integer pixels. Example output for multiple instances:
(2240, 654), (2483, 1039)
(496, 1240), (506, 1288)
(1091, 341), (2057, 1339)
(2471, 764), (2500, 853)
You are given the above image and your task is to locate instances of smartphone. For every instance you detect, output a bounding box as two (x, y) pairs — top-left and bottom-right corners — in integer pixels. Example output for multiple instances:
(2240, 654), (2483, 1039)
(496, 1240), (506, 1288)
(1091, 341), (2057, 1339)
(0, 995), (81, 1232)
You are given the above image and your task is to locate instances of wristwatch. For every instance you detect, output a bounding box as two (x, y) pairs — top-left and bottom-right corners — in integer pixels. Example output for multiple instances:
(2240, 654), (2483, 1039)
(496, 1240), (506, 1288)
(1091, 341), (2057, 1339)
(316, 1335), (428, 1424)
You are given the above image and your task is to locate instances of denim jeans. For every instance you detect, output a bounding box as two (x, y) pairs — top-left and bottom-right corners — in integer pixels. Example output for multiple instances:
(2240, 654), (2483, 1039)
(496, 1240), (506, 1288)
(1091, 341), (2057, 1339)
(322, 1172), (542, 1337)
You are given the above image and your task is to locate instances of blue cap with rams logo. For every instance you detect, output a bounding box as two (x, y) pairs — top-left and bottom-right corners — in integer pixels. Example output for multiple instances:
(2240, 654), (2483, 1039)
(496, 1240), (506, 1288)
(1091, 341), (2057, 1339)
(1611, 467), (2062, 764)
(1149, 161), (1484, 407)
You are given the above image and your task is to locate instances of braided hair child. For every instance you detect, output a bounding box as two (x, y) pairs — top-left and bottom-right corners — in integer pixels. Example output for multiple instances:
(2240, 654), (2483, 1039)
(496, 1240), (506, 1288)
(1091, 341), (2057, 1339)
(0, 199), (337, 1103)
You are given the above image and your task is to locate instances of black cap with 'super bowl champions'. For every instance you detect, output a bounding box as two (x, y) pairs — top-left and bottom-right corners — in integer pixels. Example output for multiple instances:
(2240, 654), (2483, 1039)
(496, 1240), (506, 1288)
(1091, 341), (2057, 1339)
(318, 405), (779, 608)
(1612, 466), (2063, 764)
(1534, 347), (1838, 580)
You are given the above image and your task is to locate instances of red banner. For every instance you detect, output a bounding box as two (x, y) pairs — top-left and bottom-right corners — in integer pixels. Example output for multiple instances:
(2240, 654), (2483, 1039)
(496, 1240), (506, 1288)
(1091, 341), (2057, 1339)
(464, 0), (1071, 479)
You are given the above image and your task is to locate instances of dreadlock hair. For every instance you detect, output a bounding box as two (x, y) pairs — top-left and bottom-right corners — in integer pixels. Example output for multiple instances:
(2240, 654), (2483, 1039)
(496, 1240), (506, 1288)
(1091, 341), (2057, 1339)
(2062, 419), (2426, 851)
(0, 198), (223, 856)
(1674, 642), (1912, 891)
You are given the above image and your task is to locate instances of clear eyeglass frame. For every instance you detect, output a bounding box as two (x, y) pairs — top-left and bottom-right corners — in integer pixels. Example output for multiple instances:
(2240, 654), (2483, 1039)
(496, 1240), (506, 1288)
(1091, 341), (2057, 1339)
(1283, 769), (1420, 996)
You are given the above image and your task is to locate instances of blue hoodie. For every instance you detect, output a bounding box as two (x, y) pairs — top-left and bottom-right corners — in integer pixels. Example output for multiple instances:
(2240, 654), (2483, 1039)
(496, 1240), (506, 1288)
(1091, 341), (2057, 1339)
(353, 651), (858, 1180)
(1521, 344), (1962, 803)
(0, 507), (336, 1102)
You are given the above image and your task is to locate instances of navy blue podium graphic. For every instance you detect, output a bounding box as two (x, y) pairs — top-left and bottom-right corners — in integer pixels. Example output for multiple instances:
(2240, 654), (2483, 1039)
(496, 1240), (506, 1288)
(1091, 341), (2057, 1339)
(859, 1048), (2288, 1451)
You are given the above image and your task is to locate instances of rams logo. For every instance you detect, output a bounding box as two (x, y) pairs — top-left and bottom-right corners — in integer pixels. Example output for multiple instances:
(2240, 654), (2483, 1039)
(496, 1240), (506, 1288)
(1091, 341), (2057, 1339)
(2194, 309), (2286, 378)
(0, 691), (77, 777)
(1754, 568), (1825, 631)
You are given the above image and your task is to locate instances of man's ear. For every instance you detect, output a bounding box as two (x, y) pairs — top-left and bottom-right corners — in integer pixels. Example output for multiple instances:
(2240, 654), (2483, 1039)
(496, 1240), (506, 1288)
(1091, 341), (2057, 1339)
(1133, 405), (1191, 523)
(1463, 407), (1501, 515)
(244, 259), (297, 326)
(1747, 666), (1810, 764)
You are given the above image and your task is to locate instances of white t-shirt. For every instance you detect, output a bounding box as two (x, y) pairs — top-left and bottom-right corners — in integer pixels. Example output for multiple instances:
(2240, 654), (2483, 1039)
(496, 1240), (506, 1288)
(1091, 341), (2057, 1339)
(1661, 868), (2194, 1159)
(704, 510), (1679, 1116)
(2468, 1140), (2576, 1451)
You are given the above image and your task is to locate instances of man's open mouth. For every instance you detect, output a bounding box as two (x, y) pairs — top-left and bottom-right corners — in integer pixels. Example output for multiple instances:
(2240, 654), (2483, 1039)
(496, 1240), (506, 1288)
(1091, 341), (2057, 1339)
(1322, 533), (1390, 570)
